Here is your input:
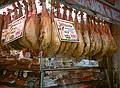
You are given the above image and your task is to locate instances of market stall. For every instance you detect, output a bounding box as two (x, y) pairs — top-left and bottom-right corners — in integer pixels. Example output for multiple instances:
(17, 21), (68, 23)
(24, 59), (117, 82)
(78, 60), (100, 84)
(0, 0), (119, 88)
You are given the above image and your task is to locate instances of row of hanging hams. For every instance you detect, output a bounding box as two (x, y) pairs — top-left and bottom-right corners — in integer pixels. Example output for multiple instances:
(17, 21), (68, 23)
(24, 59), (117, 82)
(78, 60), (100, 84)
(0, 0), (117, 60)
(0, 0), (39, 50)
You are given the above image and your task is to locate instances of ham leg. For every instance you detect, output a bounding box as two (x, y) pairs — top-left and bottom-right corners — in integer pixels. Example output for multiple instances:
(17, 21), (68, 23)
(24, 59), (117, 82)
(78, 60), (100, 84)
(87, 16), (96, 57)
(39, 0), (52, 50)
(88, 17), (102, 57)
(64, 8), (77, 57)
(80, 12), (90, 58)
(94, 22), (110, 59)
(18, 0), (32, 49)
(18, 0), (39, 50)
(92, 20), (102, 57)
(56, 5), (67, 56)
(72, 11), (84, 59)
(43, 0), (60, 57)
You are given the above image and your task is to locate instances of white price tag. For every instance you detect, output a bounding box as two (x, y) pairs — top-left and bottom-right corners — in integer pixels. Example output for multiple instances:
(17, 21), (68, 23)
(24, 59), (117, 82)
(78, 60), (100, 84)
(54, 18), (79, 42)
(4, 16), (26, 44)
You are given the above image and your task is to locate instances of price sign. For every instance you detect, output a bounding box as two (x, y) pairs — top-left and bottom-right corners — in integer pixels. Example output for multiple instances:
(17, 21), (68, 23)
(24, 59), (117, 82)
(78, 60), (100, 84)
(4, 16), (26, 44)
(54, 18), (79, 42)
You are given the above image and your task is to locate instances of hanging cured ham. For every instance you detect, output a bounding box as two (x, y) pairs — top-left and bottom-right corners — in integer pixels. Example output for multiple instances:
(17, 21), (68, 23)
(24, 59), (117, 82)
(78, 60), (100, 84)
(88, 17), (102, 57)
(92, 19), (102, 57)
(43, 0), (60, 57)
(17, 0), (31, 49)
(87, 16), (96, 58)
(3, 0), (39, 50)
(72, 11), (84, 59)
(64, 8), (77, 57)
(56, 5), (67, 56)
(80, 12), (90, 58)
(39, 0), (52, 51)
(94, 22), (110, 59)
(0, 0), (117, 60)
(19, 0), (39, 50)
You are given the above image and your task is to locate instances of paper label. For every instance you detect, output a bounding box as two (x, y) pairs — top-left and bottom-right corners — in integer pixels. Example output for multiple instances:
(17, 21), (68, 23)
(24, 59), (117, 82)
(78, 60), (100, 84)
(4, 16), (26, 44)
(54, 18), (79, 42)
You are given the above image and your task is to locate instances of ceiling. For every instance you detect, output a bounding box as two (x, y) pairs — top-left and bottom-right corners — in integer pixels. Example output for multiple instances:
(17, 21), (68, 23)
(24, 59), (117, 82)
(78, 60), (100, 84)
(0, 0), (17, 9)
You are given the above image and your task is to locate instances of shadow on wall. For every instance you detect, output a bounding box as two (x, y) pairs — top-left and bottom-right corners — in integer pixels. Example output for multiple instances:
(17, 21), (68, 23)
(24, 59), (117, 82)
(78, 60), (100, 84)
(111, 24), (120, 88)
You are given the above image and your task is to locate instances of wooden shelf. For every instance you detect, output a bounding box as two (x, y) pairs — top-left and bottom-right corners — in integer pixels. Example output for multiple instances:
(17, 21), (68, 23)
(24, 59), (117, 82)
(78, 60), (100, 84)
(45, 80), (106, 88)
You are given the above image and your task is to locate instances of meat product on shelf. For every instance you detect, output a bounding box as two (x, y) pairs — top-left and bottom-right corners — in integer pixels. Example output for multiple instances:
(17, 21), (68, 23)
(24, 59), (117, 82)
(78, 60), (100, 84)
(39, 0), (52, 51)
(16, 58), (31, 69)
(15, 71), (27, 86)
(3, 57), (17, 68)
(64, 8), (77, 58)
(80, 12), (90, 58)
(43, 0), (60, 57)
(72, 11), (84, 59)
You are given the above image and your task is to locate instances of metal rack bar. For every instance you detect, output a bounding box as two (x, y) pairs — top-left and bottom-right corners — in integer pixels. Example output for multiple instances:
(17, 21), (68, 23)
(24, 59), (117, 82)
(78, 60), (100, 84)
(40, 51), (45, 88)
(43, 67), (101, 71)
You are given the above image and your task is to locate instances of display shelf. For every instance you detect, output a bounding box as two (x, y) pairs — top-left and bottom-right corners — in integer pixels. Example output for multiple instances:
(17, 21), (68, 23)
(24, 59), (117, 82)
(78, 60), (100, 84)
(40, 60), (107, 88)
(43, 67), (101, 71)
(0, 80), (27, 88)
(44, 80), (106, 88)
(0, 66), (40, 72)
